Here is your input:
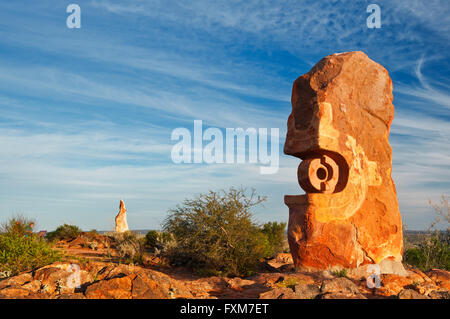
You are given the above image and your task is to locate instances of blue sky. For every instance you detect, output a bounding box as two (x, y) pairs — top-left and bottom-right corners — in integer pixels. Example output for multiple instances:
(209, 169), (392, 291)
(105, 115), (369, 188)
(0, 0), (448, 231)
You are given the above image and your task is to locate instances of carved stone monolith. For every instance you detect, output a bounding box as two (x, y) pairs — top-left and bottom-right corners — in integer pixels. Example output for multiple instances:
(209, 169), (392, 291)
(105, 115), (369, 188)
(284, 51), (403, 269)
(115, 200), (129, 233)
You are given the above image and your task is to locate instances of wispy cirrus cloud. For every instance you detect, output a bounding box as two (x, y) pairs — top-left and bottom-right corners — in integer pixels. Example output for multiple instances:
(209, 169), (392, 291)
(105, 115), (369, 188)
(395, 58), (450, 116)
(0, 1), (448, 230)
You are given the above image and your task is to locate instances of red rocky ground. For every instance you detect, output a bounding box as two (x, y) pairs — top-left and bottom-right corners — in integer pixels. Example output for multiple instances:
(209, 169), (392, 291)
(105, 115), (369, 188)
(0, 235), (448, 299)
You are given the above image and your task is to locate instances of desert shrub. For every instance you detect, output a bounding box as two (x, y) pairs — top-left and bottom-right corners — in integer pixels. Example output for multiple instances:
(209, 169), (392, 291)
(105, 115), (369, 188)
(403, 195), (450, 271)
(0, 217), (61, 276)
(260, 221), (286, 258)
(145, 230), (176, 254)
(163, 187), (269, 277)
(109, 231), (144, 265)
(404, 232), (449, 271)
(404, 247), (427, 270)
(275, 277), (300, 289)
(45, 224), (82, 242)
(145, 230), (159, 250)
(429, 195), (450, 226)
(86, 241), (98, 250)
(332, 268), (349, 278)
(0, 216), (35, 236)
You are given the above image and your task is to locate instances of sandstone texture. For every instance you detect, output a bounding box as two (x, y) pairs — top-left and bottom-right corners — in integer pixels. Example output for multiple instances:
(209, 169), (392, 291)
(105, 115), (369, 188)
(115, 199), (129, 233)
(426, 269), (450, 290)
(398, 289), (430, 300)
(284, 51), (403, 269)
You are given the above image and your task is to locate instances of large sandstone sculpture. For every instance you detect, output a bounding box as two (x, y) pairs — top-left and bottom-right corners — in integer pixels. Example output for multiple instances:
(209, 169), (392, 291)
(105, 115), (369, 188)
(284, 51), (403, 269)
(115, 200), (129, 233)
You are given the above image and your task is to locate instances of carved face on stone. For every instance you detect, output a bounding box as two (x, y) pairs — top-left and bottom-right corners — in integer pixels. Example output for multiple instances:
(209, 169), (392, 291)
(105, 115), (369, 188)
(284, 52), (403, 268)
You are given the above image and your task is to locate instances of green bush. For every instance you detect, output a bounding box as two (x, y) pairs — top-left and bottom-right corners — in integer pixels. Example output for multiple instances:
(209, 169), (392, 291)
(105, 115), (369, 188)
(275, 277), (300, 289)
(145, 230), (175, 254)
(145, 230), (159, 250)
(45, 224), (82, 242)
(404, 247), (427, 270)
(109, 231), (145, 265)
(404, 232), (449, 271)
(403, 196), (450, 271)
(332, 268), (349, 278)
(0, 217), (61, 276)
(163, 187), (270, 277)
(260, 221), (286, 258)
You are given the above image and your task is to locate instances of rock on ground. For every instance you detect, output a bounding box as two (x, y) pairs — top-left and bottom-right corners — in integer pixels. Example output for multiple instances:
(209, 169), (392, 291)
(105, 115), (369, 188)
(0, 260), (449, 299)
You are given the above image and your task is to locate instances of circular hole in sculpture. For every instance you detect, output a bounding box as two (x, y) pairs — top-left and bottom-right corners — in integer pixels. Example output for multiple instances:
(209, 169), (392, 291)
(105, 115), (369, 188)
(316, 167), (327, 180)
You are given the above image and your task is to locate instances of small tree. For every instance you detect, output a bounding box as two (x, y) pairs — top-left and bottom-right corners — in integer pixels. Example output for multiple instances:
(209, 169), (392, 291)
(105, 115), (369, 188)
(261, 221), (287, 258)
(163, 187), (268, 277)
(0, 216), (60, 276)
(145, 230), (175, 254)
(0, 215), (35, 236)
(145, 230), (159, 250)
(109, 231), (145, 265)
(404, 195), (450, 271)
(45, 224), (82, 242)
(429, 195), (450, 229)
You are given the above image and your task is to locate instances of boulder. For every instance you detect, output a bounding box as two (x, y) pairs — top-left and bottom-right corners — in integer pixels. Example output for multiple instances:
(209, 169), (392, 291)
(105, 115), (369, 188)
(320, 277), (360, 297)
(414, 282), (440, 296)
(66, 236), (86, 248)
(259, 287), (296, 299)
(321, 292), (367, 299)
(284, 52), (403, 269)
(398, 289), (429, 299)
(426, 269), (450, 290)
(406, 268), (433, 284)
(34, 267), (70, 294)
(0, 273), (33, 289)
(378, 274), (412, 296)
(348, 260), (408, 281)
(34, 264), (92, 294)
(379, 258), (408, 276)
(21, 280), (41, 293)
(131, 272), (167, 299)
(224, 277), (255, 292)
(293, 284), (321, 299)
(0, 287), (30, 298)
(85, 276), (133, 299)
(427, 290), (450, 299)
